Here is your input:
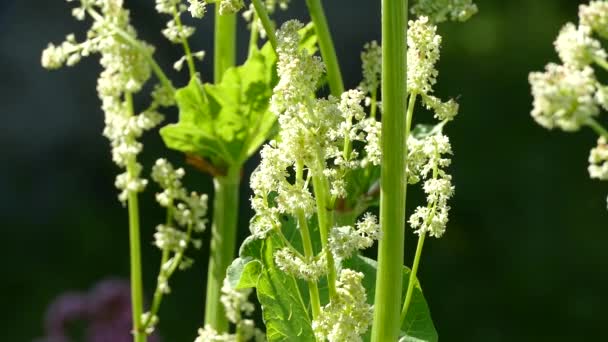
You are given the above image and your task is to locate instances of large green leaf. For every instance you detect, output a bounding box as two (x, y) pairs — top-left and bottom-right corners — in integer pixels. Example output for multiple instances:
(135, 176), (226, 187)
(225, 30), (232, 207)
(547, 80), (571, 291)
(343, 255), (438, 342)
(227, 233), (315, 342)
(160, 24), (318, 169)
(160, 49), (277, 167)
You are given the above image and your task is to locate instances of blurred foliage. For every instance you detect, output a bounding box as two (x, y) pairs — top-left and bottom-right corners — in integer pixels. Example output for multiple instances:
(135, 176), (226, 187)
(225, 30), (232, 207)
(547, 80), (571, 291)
(1, 0), (606, 341)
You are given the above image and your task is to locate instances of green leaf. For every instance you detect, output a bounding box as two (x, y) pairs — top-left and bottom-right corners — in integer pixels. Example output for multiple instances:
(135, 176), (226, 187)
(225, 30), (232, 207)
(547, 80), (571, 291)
(229, 233), (315, 342)
(257, 233), (315, 342)
(160, 50), (277, 167)
(343, 255), (438, 342)
(226, 257), (262, 289)
(411, 122), (446, 140)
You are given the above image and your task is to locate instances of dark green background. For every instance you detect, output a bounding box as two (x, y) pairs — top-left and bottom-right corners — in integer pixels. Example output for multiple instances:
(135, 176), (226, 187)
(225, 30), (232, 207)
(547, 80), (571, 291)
(2, 0), (606, 341)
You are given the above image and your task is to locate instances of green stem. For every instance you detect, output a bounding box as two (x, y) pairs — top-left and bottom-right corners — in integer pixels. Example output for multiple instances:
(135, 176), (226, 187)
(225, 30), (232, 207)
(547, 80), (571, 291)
(370, 88), (378, 119)
(248, 13), (260, 57)
(400, 232), (426, 323)
(214, 5), (237, 83)
(173, 9), (197, 78)
(587, 118), (608, 140)
(204, 169), (241, 332)
(305, 0), (344, 96)
(594, 57), (608, 72)
(252, 0), (278, 51)
(312, 153), (338, 299)
(370, 0), (408, 340)
(296, 160), (322, 320)
(125, 93), (146, 342)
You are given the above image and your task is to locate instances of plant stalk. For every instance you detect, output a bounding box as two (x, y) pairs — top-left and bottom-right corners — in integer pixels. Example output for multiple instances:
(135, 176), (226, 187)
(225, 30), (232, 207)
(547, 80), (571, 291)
(252, 0), (278, 51)
(370, 0), (408, 340)
(296, 160), (322, 320)
(214, 5), (237, 83)
(125, 93), (146, 342)
(305, 0), (344, 96)
(312, 161), (338, 298)
(400, 232), (426, 323)
(204, 169), (241, 332)
(587, 118), (608, 140)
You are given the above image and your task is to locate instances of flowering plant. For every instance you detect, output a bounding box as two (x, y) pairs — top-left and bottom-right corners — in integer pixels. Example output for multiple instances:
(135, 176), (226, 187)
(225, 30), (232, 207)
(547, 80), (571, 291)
(529, 0), (608, 209)
(41, 0), (477, 341)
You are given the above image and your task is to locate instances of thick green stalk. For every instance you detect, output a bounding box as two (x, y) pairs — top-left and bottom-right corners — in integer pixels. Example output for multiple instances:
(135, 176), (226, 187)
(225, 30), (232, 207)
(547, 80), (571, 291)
(204, 169), (241, 332)
(296, 160), (322, 320)
(203, 4), (239, 332)
(371, 0), (408, 340)
(312, 152), (338, 298)
(400, 232), (426, 323)
(125, 93), (146, 342)
(214, 5), (237, 83)
(305, 0), (344, 96)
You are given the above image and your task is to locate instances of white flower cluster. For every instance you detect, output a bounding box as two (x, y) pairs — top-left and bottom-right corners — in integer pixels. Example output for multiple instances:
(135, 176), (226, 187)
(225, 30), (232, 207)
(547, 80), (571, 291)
(274, 247), (328, 281)
(250, 21), (383, 238)
(219, 0), (244, 15)
(529, 64), (599, 131)
(530, 1), (608, 132)
(329, 213), (380, 260)
(407, 17), (440, 95)
(220, 278), (255, 324)
(41, 0), (172, 203)
(408, 17), (460, 122)
(359, 41), (381, 96)
(193, 280), (264, 342)
(312, 269), (373, 342)
(187, 0), (207, 18)
(408, 134), (454, 238)
(580, 1), (608, 39)
(589, 137), (608, 180)
(149, 159), (208, 297)
(411, 0), (478, 23)
(555, 23), (606, 68)
(152, 159), (209, 234)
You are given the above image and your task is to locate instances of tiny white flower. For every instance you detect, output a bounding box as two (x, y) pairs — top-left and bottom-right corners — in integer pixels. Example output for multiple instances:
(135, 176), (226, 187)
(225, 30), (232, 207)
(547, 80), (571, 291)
(529, 63), (599, 131)
(580, 1), (608, 39)
(589, 137), (608, 180)
(554, 23), (606, 68)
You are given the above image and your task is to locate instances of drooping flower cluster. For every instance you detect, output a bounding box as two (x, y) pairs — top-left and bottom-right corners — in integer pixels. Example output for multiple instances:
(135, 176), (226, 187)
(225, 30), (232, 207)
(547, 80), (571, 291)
(311, 269), (373, 342)
(194, 279), (264, 342)
(151, 159), (208, 264)
(41, 0), (174, 204)
(154, 0), (206, 71)
(141, 159), (208, 333)
(589, 137), (608, 180)
(529, 1), (608, 208)
(529, 1), (608, 132)
(408, 17), (459, 122)
(411, 0), (478, 23)
(408, 134), (454, 238)
(358, 41), (381, 97)
(329, 213), (381, 260)
(274, 248), (328, 281)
